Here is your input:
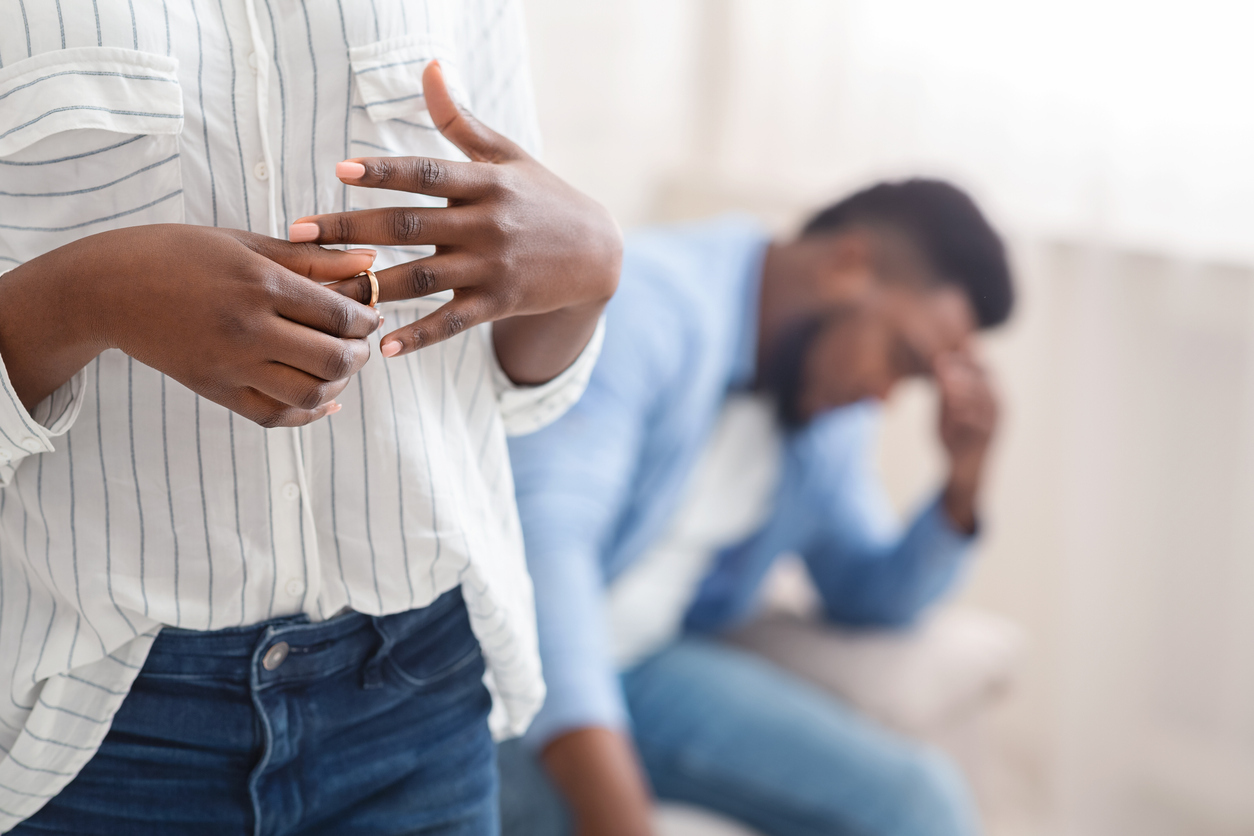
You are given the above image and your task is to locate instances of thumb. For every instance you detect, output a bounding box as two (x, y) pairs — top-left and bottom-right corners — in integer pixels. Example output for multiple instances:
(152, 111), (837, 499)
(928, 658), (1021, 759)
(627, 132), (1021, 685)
(423, 60), (521, 164)
(249, 238), (376, 282)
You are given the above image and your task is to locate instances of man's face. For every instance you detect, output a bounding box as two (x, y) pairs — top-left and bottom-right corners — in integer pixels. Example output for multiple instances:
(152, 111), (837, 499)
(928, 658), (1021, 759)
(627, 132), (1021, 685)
(785, 283), (977, 424)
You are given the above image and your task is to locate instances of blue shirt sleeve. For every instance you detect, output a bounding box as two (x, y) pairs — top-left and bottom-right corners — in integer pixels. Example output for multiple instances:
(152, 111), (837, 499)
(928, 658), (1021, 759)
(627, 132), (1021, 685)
(509, 288), (682, 750)
(797, 406), (976, 627)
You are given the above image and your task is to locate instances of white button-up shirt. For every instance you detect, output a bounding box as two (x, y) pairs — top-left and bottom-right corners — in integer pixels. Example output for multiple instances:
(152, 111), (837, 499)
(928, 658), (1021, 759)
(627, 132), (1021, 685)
(0, 0), (600, 827)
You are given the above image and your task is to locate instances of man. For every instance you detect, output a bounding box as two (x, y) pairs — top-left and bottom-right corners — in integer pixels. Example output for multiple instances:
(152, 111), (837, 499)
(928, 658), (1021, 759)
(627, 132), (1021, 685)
(500, 180), (1013, 836)
(0, 2), (620, 833)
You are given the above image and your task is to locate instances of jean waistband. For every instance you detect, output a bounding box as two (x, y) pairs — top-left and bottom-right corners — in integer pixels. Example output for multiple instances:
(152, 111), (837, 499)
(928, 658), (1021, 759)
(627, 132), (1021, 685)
(141, 587), (466, 685)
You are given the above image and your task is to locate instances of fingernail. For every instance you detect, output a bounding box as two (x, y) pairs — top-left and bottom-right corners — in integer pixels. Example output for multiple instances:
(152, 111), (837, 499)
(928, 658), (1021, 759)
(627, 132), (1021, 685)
(327, 402), (342, 414)
(288, 222), (320, 242)
(380, 340), (401, 358)
(336, 161), (366, 181)
(349, 248), (377, 266)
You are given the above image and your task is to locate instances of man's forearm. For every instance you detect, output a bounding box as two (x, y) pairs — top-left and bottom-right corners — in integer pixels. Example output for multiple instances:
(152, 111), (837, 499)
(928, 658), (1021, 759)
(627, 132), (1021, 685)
(541, 726), (656, 836)
(0, 239), (109, 410)
(493, 300), (606, 385)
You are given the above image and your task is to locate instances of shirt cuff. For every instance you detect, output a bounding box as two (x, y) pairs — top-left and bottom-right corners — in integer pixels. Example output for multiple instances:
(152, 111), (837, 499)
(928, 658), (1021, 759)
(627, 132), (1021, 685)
(521, 647), (631, 751)
(919, 493), (980, 547)
(489, 315), (606, 437)
(0, 352), (86, 486)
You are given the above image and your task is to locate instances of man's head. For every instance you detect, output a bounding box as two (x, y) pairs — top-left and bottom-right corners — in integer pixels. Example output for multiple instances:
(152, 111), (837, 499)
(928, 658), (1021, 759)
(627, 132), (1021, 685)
(760, 178), (1013, 426)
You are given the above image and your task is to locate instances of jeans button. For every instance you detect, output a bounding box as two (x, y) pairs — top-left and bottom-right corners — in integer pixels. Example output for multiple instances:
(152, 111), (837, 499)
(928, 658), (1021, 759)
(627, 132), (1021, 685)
(262, 641), (290, 671)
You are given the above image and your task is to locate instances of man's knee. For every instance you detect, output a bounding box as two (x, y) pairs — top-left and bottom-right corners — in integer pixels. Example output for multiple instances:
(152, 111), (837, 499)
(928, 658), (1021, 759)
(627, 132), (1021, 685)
(496, 738), (574, 836)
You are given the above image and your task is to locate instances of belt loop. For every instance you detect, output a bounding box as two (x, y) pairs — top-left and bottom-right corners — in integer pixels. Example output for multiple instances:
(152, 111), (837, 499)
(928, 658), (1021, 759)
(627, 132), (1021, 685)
(361, 616), (391, 690)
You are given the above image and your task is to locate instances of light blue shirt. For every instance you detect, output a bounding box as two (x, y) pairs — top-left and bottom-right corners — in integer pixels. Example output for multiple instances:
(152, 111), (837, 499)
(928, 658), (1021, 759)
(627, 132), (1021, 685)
(509, 217), (974, 748)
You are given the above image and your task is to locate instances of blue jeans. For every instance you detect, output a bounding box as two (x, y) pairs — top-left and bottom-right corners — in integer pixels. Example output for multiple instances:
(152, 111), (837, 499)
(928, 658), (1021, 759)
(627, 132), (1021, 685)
(499, 637), (978, 836)
(15, 588), (498, 836)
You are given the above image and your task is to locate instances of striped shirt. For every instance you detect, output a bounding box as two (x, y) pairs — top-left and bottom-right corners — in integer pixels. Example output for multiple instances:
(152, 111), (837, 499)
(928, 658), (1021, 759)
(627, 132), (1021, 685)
(0, 0), (601, 827)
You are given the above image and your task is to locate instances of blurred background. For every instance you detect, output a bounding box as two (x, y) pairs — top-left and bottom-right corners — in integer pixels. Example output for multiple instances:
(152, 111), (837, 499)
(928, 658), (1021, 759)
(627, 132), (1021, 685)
(520, 2), (1254, 834)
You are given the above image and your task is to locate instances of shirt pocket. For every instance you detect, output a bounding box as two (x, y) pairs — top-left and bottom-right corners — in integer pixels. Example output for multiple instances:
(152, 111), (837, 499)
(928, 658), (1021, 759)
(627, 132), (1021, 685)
(0, 46), (185, 270)
(346, 35), (470, 272)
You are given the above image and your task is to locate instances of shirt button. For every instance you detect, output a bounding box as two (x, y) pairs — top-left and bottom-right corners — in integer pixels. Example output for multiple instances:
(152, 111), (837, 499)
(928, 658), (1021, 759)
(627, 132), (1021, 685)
(285, 578), (304, 597)
(248, 51), (260, 72)
(0, 449), (11, 465)
(253, 162), (269, 181)
(20, 437), (42, 453)
(262, 641), (290, 671)
(281, 482), (300, 501)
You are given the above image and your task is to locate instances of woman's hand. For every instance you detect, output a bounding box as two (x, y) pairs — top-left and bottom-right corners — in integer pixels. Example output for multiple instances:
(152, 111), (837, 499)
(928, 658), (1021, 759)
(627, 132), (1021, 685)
(288, 61), (621, 383)
(0, 225), (380, 427)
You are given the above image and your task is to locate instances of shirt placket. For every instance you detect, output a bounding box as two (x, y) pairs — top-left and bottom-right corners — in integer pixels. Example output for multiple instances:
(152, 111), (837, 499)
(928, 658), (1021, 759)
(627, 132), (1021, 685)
(226, 0), (323, 617)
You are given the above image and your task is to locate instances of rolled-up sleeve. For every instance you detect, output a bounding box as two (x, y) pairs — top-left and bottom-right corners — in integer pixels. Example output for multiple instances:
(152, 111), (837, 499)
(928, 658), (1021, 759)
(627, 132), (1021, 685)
(509, 287), (682, 748)
(0, 351), (86, 487)
(489, 316), (606, 437)
(798, 406), (977, 627)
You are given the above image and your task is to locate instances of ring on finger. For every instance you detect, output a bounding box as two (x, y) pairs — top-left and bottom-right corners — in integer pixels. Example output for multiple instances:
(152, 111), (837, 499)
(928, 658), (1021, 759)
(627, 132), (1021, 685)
(355, 270), (379, 308)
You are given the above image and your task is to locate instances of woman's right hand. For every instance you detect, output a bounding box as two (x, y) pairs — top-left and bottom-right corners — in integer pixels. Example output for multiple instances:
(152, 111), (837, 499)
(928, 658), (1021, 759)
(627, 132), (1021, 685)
(0, 224), (381, 427)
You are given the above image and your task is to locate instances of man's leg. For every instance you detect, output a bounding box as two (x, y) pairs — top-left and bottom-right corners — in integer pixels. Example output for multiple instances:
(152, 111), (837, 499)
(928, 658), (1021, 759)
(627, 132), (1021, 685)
(624, 637), (980, 836)
(497, 738), (573, 836)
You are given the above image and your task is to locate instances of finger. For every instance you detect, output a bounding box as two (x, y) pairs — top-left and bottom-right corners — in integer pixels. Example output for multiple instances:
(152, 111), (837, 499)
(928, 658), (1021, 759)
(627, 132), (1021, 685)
(233, 387), (343, 429)
(245, 237), (378, 281)
(934, 354), (964, 396)
(334, 156), (497, 200)
(250, 363), (354, 412)
(423, 60), (523, 164)
(288, 205), (469, 247)
(270, 273), (382, 339)
(378, 293), (494, 358)
(323, 253), (478, 305)
(264, 318), (372, 381)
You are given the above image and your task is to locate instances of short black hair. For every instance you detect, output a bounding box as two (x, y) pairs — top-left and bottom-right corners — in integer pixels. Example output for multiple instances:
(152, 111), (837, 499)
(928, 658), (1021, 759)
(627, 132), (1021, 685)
(802, 179), (1014, 328)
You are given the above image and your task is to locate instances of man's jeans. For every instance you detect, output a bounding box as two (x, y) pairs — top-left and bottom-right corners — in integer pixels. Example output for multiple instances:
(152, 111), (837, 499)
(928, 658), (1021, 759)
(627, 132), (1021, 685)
(499, 637), (979, 836)
(15, 588), (498, 836)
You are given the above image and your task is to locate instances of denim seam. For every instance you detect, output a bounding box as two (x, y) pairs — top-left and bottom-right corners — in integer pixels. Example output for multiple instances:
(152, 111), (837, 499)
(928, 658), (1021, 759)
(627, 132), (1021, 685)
(384, 643), (481, 690)
(247, 627), (279, 836)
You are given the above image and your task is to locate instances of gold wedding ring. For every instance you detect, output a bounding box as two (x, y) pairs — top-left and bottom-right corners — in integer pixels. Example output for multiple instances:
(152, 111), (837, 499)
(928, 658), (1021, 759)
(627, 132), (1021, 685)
(357, 269), (379, 308)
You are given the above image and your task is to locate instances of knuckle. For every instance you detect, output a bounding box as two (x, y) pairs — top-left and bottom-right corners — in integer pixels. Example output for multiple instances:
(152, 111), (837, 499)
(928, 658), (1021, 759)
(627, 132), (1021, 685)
(484, 209), (514, 242)
(256, 407), (290, 429)
(216, 308), (252, 340)
(441, 308), (468, 338)
(486, 249), (518, 279)
(295, 385), (326, 411)
(371, 158), (396, 186)
(405, 262), (439, 296)
(489, 167), (520, 200)
(497, 283), (522, 311)
(323, 343), (357, 379)
(255, 264), (285, 294)
(327, 300), (355, 337)
(331, 214), (354, 242)
(391, 209), (423, 243)
(418, 158), (443, 190)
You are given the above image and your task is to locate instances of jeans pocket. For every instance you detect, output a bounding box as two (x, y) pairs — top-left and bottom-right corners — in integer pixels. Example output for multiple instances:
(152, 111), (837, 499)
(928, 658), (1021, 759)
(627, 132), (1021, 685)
(381, 596), (484, 690)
